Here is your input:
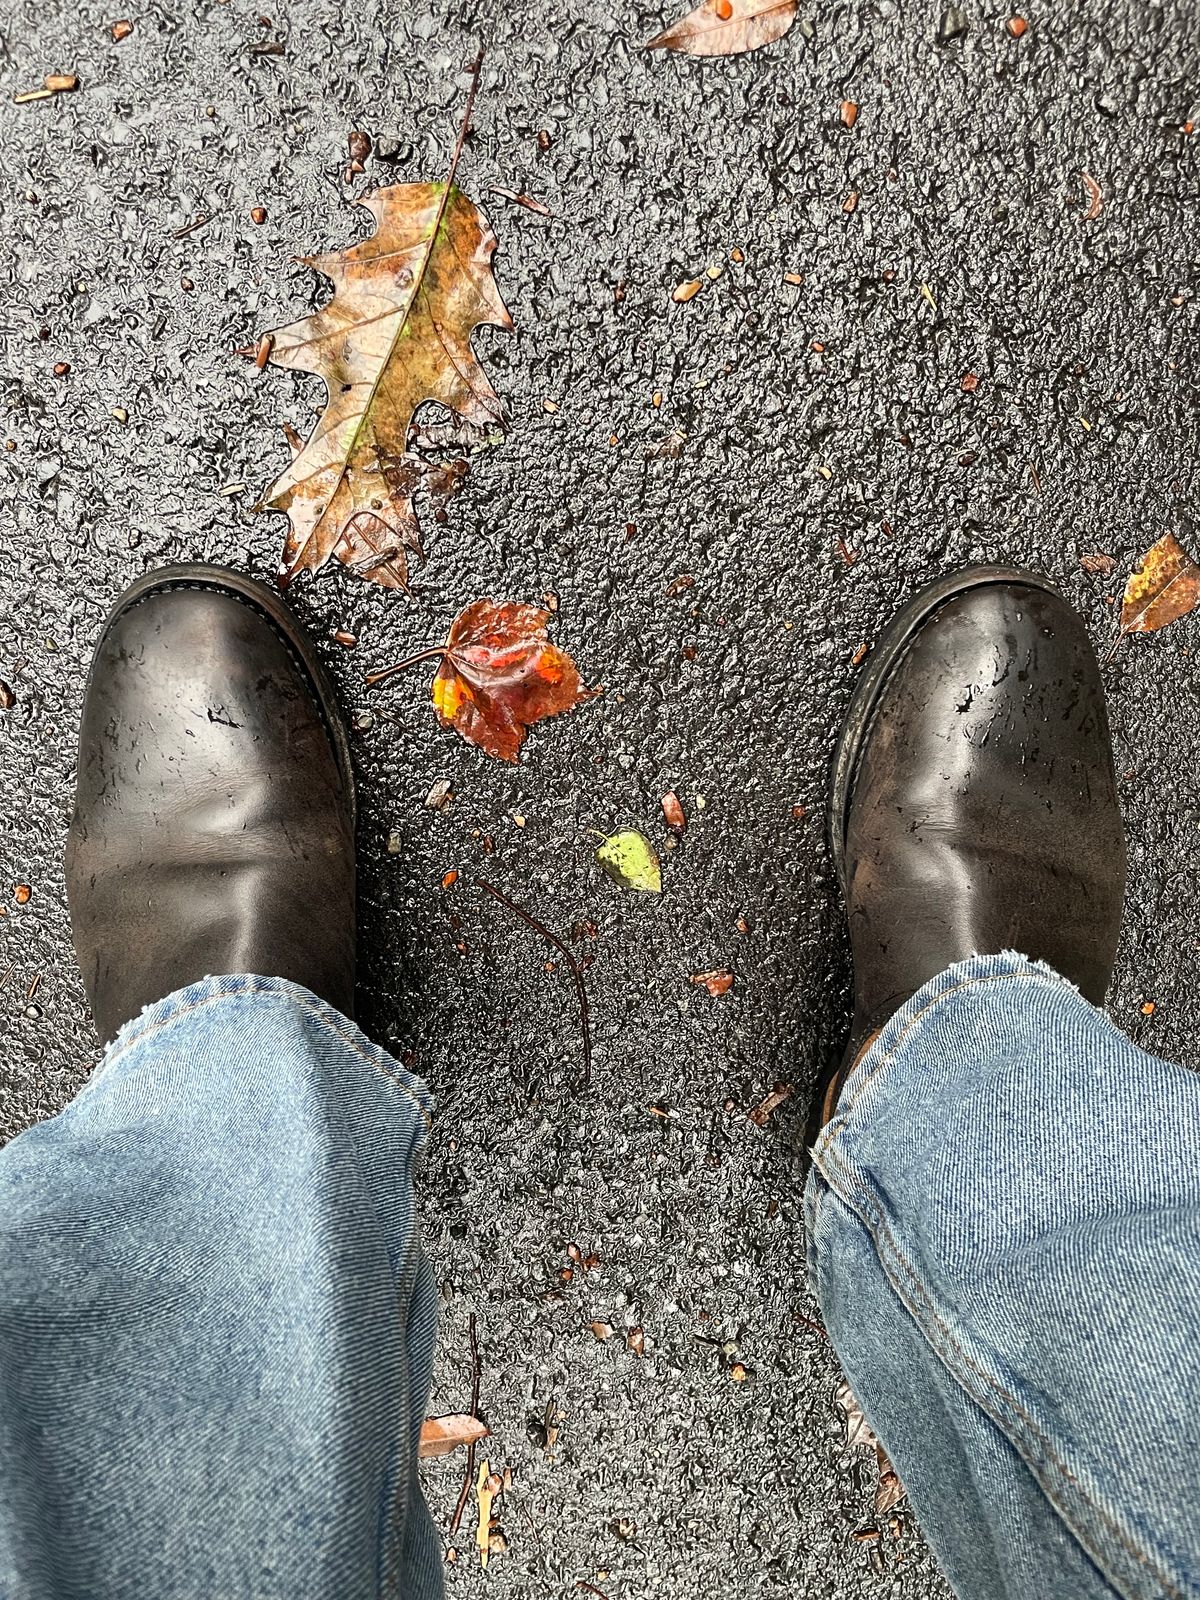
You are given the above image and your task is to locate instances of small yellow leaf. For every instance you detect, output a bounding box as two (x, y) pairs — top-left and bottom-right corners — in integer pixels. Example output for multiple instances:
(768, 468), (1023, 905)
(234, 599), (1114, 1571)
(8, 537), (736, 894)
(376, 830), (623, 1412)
(596, 830), (662, 893)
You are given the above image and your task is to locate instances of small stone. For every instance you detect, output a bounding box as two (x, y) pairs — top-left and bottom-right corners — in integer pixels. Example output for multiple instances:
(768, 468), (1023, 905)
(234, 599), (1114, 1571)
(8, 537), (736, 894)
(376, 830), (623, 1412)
(840, 99), (859, 128)
(386, 828), (403, 854)
(111, 18), (134, 40)
(351, 709), (374, 733)
(536, 129), (552, 150)
(425, 778), (453, 811)
(52, 362), (70, 377)
(937, 6), (968, 43)
(672, 279), (702, 304)
(348, 129), (372, 164)
(590, 1320), (613, 1342)
(250, 205), (267, 224)
(110, 406), (129, 423)
(1007, 15), (1027, 35)
(14, 885), (31, 904)
(0, 681), (14, 710)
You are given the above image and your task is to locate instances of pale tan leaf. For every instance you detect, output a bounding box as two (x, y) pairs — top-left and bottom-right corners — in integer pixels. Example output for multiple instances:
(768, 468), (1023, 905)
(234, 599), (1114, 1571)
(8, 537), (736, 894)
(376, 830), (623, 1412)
(646, 0), (797, 56)
(417, 1413), (489, 1459)
(258, 181), (512, 589)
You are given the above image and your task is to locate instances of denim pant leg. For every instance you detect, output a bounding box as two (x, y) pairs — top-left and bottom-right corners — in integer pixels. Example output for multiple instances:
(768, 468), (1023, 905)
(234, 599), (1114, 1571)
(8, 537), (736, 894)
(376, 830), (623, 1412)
(806, 952), (1200, 1600)
(0, 975), (444, 1600)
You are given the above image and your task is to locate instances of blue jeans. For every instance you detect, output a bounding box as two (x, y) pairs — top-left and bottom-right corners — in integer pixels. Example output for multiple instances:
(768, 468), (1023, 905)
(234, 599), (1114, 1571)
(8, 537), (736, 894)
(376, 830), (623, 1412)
(808, 952), (1200, 1600)
(1, 958), (1197, 1599)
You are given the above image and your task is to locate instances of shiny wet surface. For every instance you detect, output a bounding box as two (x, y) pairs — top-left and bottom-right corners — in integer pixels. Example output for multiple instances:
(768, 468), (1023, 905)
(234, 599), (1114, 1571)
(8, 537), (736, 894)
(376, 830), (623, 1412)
(1, 1), (1197, 1592)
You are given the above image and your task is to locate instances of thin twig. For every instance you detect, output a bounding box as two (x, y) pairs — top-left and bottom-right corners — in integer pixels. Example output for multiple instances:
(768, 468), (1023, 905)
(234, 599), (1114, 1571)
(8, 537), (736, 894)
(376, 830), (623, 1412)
(475, 877), (593, 1089)
(171, 211), (213, 239)
(449, 1312), (482, 1534)
(577, 1583), (613, 1600)
(445, 48), (485, 195)
(364, 646), (447, 688)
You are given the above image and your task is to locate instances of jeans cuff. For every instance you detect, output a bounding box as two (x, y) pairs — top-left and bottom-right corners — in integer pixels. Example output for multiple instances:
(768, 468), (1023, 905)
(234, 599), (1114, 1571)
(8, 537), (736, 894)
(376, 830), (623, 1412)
(814, 950), (1079, 1164)
(93, 973), (435, 1123)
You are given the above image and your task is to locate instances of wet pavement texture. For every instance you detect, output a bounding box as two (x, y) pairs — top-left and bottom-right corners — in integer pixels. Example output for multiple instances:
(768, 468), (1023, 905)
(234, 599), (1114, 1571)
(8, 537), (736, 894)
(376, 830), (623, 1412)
(1, 0), (1198, 1592)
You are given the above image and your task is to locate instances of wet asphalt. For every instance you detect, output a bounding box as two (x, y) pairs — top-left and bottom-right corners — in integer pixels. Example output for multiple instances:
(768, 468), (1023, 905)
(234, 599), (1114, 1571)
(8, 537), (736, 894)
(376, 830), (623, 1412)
(1, 0), (1198, 1593)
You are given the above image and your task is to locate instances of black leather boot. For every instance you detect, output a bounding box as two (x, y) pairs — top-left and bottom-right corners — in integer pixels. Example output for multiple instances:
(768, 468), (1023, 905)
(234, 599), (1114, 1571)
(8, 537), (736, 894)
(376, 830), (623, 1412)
(822, 566), (1126, 1123)
(65, 565), (356, 1044)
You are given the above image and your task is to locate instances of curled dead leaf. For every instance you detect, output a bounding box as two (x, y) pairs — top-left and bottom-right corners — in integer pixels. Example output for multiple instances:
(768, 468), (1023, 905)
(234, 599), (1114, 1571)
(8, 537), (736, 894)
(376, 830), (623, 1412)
(646, 0), (797, 55)
(418, 1414), (489, 1459)
(1120, 533), (1200, 634)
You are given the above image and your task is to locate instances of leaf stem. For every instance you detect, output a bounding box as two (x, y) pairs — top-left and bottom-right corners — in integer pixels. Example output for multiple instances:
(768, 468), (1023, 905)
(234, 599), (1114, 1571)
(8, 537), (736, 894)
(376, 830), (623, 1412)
(364, 647), (447, 687)
(474, 877), (593, 1090)
(446, 47), (485, 195)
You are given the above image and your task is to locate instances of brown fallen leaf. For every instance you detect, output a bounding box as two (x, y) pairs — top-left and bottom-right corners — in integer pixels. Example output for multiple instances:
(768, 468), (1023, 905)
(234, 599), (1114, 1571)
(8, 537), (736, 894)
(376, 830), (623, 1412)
(646, 0), (797, 55)
(691, 968), (734, 996)
(419, 1414), (489, 1459)
(1121, 533), (1200, 634)
(255, 56), (512, 589)
(366, 600), (590, 761)
(1080, 551), (1116, 576)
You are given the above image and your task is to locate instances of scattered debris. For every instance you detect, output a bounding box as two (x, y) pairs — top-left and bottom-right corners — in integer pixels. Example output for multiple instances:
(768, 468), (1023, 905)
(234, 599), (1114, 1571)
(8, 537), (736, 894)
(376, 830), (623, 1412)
(488, 185), (552, 216)
(661, 790), (686, 832)
(691, 969), (734, 996)
(671, 278), (702, 303)
(1121, 533), (1200, 634)
(748, 1080), (793, 1125)
(474, 1459), (502, 1569)
(419, 1415), (489, 1459)
(646, 0), (797, 56)
(1080, 551), (1116, 576)
(627, 1327), (646, 1356)
(171, 211), (212, 239)
(596, 830), (662, 894)
(367, 600), (591, 762)
(1080, 171), (1104, 220)
(590, 1320), (614, 1342)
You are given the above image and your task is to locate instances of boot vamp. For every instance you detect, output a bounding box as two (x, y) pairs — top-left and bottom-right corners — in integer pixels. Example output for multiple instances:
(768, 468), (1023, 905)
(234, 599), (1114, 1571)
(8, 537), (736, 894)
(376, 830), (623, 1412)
(66, 587), (354, 1039)
(845, 583), (1125, 1023)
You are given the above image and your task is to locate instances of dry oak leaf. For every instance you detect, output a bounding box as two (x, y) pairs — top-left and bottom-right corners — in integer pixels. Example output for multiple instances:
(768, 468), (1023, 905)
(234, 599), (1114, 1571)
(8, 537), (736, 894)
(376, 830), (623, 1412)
(1121, 533), (1200, 634)
(646, 0), (796, 56)
(258, 181), (512, 590)
(418, 1414), (489, 1459)
(367, 600), (590, 762)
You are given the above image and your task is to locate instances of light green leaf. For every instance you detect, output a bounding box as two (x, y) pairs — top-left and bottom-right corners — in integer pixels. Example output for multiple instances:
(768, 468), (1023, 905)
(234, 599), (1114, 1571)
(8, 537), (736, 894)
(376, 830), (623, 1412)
(595, 829), (662, 894)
